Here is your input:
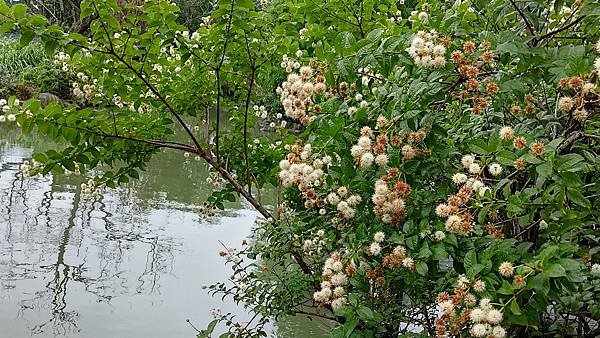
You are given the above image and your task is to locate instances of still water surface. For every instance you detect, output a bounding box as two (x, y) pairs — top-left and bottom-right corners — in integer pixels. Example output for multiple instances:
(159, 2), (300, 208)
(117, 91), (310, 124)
(0, 127), (330, 337)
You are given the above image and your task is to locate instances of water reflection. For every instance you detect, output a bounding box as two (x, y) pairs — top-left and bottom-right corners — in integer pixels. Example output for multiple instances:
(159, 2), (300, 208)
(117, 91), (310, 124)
(0, 126), (254, 337)
(0, 126), (329, 337)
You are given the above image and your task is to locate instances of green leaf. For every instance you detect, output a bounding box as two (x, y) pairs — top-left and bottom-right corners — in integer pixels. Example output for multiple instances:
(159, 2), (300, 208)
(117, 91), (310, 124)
(12, 3), (27, 19)
(498, 280), (514, 295)
(510, 299), (522, 315)
(357, 306), (374, 321)
(566, 188), (591, 208)
(464, 249), (477, 270)
(558, 258), (581, 271)
(544, 263), (566, 278)
(416, 261), (428, 276)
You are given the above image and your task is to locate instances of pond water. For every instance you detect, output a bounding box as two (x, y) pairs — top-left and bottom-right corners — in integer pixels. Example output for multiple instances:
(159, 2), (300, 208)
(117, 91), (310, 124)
(0, 126), (331, 337)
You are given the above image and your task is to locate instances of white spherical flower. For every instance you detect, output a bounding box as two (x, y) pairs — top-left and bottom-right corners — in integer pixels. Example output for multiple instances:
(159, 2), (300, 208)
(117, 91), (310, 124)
(488, 163), (503, 176)
(435, 204), (450, 217)
(375, 154), (388, 166)
(374, 231), (385, 243)
(333, 286), (345, 297)
(432, 44), (446, 56)
(402, 257), (414, 268)
(7, 114), (16, 122)
(492, 326), (506, 338)
(473, 280), (486, 292)
(461, 154), (475, 168)
(452, 173), (468, 184)
(331, 261), (344, 272)
(499, 126), (514, 140)
(486, 309), (503, 325)
(330, 273), (348, 286)
(327, 192), (341, 206)
(358, 136), (372, 148)
(360, 152), (374, 168)
(470, 308), (486, 322)
(469, 162), (481, 174)
(439, 300), (454, 314)
(417, 11), (429, 22)
(479, 298), (492, 310)
(279, 159), (291, 170)
(471, 323), (488, 337)
(594, 57), (600, 74)
(331, 296), (347, 310)
(350, 145), (366, 158)
(591, 263), (600, 276)
(433, 231), (446, 241)
(369, 242), (382, 255)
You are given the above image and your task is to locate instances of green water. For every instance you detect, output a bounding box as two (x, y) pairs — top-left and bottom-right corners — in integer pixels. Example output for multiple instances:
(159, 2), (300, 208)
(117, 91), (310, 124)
(0, 126), (331, 337)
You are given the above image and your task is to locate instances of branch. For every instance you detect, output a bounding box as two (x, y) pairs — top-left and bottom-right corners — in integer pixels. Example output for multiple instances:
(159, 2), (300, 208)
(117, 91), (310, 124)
(509, 0), (535, 37)
(533, 15), (586, 45)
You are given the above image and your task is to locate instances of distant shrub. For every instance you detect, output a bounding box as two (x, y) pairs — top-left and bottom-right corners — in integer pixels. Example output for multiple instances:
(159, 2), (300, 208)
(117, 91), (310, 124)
(20, 60), (72, 99)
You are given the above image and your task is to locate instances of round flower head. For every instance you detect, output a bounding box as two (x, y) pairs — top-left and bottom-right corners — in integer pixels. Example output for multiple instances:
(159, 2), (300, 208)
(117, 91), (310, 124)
(499, 262), (514, 277)
(499, 126), (514, 140)
(360, 152), (375, 168)
(471, 323), (488, 337)
(374, 231), (385, 243)
(452, 173), (468, 184)
(369, 242), (382, 255)
(439, 300), (454, 314)
(470, 308), (486, 322)
(492, 326), (506, 338)
(331, 296), (347, 310)
(488, 163), (503, 176)
(469, 162), (482, 174)
(486, 309), (503, 324)
(461, 154), (475, 168)
(433, 230), (446, 241)
(591, 263), (600, 276)
(473, 279), (486, 292)
(558, 97), (574, 112)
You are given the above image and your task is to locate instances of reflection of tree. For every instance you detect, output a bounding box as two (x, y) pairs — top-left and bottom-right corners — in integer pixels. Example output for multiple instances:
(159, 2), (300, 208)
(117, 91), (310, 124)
(0, 139), (181, 337)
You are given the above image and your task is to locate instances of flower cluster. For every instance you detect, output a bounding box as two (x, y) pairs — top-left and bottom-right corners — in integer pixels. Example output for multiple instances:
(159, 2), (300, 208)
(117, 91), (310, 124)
(381, 244), (415, 271)
(557, 75), (598, 123)
(407, 30), (448, 68)
(206, 171), (226, 188)
(406, 31), (450, 68)
(80, 178), (105, 197)
(280, 52), (302, 73)
(350, 126), (389, 168)
(302, 229), (326, 256)
(0, 98), (17, 123)
(372, 168), (411, 224)
(435, 277), (506, 338)
(313, 252), (352, 310)
(357, 66), (382, 86)
(276, 61), (327, 125)
(53, 51), (71, 72)
(435, 155), (483, 235)
(278, 143), (332, 205)
(72, 72), (98, 102)
(19, 160), (42, 176)
(451, 40), (497, 114)
(326, 186), (362, 221)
